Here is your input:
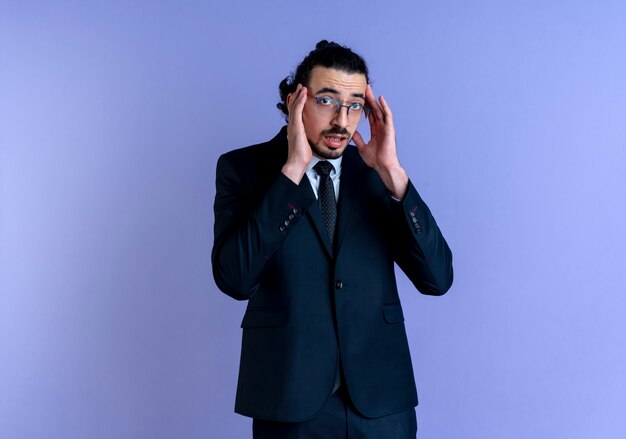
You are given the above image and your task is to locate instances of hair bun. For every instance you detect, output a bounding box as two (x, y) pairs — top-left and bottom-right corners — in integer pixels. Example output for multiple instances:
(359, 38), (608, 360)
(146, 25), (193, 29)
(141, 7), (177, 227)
(315, 40), (337, 50)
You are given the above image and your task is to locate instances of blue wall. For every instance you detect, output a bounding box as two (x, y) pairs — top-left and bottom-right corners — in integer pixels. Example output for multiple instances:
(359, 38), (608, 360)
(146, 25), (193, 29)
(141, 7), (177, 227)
(1, 1), (625, 437)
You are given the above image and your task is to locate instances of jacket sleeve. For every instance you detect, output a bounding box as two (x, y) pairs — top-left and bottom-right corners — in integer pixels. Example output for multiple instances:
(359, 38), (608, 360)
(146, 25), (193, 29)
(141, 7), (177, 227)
(211, 153), (316, 300)
(390, 180), (454, 295)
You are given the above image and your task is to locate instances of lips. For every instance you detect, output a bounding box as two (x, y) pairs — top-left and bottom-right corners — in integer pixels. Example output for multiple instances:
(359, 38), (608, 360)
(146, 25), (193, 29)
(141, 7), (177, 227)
(324, 135), (347, 148)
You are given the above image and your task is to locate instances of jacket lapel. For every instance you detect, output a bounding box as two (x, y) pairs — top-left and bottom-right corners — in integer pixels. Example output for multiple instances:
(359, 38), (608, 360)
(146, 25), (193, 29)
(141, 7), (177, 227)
(300, 175), (334, 258)
(335, 146), (364, 255)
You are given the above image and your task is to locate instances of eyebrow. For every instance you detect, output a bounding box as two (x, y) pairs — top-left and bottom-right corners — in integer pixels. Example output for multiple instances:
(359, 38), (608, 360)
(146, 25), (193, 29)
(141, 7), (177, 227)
(315, 87), (365, 100)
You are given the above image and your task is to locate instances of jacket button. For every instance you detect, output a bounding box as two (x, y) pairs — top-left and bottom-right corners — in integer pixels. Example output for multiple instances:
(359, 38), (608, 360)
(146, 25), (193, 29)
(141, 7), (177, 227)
(335, 281), (343, 289)
(279, 225), (286, 232)
(288, 213), (295, 220)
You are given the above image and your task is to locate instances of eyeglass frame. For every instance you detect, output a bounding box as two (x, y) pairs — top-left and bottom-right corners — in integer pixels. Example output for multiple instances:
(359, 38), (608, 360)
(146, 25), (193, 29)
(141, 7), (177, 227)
(306, 95), (372, 119)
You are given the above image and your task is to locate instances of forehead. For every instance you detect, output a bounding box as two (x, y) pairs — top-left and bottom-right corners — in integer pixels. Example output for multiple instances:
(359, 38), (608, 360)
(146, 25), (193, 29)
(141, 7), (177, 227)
(308, 66), (367, 97)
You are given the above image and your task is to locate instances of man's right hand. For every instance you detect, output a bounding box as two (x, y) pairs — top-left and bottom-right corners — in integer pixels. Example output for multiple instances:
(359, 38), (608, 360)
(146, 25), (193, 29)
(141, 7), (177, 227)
(282, 84), (312, 184)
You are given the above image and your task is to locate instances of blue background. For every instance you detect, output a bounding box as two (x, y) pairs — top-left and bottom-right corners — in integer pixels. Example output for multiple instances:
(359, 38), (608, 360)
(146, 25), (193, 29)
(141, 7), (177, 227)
(1, 1), (625, 437)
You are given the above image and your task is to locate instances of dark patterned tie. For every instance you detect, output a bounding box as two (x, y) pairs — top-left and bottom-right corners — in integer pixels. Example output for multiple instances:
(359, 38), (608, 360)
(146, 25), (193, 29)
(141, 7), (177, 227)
(313, 161), (337, 246)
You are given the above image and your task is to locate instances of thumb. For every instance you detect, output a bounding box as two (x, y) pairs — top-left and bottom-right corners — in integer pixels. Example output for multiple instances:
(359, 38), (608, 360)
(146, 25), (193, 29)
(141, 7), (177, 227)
(352, 130), (366, 152)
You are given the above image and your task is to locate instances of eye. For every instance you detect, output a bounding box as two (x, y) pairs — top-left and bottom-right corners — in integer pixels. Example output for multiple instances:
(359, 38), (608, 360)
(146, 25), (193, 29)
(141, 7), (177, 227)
(317, 97), (334, 106)
(350, 102), (363, 111)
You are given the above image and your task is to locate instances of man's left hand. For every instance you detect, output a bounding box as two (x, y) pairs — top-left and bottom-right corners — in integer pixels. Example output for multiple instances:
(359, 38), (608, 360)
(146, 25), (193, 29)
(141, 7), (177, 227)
(352, 84), (409, 200)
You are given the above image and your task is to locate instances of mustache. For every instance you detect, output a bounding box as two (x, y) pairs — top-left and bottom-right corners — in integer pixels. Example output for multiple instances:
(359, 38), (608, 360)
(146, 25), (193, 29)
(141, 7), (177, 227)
(321, 128), (351, 137)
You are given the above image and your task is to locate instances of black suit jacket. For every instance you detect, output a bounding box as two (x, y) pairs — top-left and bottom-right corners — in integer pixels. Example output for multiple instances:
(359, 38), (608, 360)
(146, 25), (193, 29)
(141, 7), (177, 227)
(212, 127), (453, 422)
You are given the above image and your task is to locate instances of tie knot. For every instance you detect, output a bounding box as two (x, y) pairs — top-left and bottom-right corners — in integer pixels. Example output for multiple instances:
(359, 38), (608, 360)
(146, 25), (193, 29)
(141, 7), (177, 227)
(314, 160), (334, 178)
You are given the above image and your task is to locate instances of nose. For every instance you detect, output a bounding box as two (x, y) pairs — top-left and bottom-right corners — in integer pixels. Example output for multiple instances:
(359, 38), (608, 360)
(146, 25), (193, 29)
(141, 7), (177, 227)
(331, 106), (350, 129)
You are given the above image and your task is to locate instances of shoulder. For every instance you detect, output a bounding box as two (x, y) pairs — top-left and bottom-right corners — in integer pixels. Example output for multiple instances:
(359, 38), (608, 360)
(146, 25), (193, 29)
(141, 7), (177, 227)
(216, 128), (288, 188)
(218, 127), (287, 168)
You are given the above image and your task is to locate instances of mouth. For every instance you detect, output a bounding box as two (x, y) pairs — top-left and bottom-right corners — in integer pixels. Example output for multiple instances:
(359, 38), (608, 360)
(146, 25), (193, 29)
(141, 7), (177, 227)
(323, 135), (348, 149)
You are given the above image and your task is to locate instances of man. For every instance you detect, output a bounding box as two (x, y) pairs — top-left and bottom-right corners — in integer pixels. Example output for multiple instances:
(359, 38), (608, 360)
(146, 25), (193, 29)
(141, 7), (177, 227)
(212, 40), (453, 438)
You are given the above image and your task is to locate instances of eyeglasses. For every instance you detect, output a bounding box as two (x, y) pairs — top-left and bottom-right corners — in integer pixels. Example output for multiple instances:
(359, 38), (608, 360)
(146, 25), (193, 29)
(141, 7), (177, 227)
(307, 95), (371, 120)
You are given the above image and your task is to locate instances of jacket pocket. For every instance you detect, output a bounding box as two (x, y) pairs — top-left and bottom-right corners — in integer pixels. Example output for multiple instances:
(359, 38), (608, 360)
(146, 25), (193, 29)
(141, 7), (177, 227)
(240, 307), (287, 328)
(382, 303), (405, 324)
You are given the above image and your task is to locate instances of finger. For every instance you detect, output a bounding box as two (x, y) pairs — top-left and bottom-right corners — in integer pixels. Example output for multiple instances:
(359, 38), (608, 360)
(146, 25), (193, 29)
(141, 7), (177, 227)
(292, 86), (307, 118)
(368, 105), (376, 127)
(287, 84), (300, 104)
(379, 95), (394, 126)
(352, 130), (366, 150)
(287, 84), (302, 114)
(366, 84), (384, 122)
(364, 84), (377, 111)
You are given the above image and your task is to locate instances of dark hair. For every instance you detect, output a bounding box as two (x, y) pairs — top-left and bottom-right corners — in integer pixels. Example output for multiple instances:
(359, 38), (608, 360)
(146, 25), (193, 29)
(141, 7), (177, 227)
(277, 40), (369, 120)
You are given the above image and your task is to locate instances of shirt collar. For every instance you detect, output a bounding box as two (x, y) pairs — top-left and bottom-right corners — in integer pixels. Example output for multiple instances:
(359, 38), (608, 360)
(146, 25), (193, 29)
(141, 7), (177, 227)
(307, 155), (343, 176)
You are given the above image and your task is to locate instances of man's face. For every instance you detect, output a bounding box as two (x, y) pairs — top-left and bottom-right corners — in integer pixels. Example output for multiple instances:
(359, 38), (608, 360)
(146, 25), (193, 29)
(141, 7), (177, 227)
(302, 66), (368, 159)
